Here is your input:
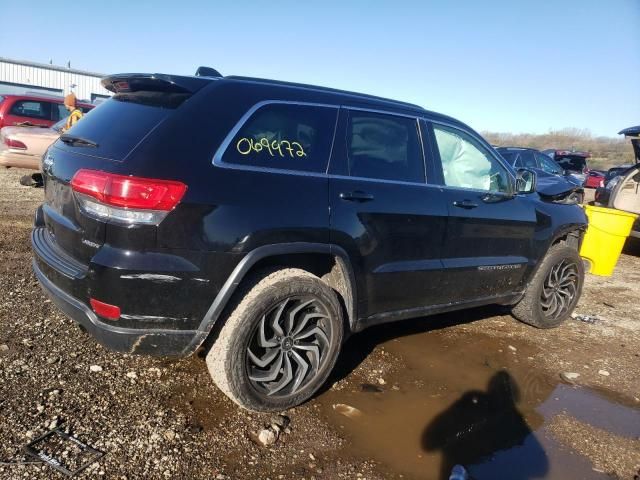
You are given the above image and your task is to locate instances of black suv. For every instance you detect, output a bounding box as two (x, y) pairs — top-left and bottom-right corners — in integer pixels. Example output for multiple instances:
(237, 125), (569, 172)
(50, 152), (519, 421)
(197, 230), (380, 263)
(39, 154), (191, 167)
(32, 71), (588, 411)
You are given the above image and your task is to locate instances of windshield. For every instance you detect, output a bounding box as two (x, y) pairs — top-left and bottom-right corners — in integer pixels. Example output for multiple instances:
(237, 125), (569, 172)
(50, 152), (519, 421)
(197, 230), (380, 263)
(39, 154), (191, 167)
(51, 118), (67, 132)
(54, 92), (188, 161)
(555, 155), (587, 172)
(539, 154), (563, 174)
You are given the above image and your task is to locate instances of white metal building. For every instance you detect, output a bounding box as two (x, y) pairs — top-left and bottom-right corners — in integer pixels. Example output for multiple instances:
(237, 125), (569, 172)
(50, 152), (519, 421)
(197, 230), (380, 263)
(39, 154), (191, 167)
(0, 57), (112, 103)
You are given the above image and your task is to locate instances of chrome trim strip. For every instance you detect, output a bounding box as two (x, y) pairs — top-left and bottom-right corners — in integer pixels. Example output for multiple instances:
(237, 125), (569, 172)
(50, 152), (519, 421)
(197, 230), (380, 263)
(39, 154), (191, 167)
(212, 100), (339, 169)
(211, 99), (434, 188)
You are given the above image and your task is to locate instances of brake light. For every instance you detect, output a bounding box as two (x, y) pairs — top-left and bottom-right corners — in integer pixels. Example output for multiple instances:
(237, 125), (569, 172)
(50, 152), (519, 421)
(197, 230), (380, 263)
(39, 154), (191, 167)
(71, 169), (187, 225)
(90, 298), (120, 320)
(3, 137), (27, 150)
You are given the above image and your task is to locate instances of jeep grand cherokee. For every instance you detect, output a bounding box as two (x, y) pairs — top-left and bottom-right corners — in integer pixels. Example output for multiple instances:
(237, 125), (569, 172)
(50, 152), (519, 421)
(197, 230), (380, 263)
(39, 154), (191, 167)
(32, 70), (587, 411)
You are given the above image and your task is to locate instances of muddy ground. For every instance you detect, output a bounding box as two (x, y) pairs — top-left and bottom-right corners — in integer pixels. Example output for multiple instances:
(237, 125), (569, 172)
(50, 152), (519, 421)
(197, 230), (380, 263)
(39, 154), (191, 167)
(0, 167), (638, 480)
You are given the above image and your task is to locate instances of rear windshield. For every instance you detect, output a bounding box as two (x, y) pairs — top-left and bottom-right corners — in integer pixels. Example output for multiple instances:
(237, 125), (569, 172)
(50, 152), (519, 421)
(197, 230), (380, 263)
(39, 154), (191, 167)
(54, 92), (188, 160)
(555, 155), (587, 172)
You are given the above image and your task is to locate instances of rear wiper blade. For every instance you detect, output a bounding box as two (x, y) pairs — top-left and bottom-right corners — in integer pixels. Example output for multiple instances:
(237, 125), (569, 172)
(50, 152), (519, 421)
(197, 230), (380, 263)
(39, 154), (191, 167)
(60, 134), (98, 148)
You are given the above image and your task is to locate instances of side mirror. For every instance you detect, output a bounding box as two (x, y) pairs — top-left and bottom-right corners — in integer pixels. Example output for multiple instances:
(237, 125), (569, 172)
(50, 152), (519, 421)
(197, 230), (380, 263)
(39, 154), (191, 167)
(515, 168), (537, 194)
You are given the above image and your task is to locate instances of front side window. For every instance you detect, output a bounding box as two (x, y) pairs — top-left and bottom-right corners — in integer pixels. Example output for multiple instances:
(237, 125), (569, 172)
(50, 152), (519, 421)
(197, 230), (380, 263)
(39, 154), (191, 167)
(10, 100), (50, 120)
(222, 103), (338, 173)
(346, 111), (424, 183)
(433, 124), (511, 193)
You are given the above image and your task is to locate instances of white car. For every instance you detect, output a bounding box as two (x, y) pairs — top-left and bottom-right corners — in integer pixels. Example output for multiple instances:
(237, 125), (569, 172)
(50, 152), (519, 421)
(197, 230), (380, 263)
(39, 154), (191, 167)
(0, 118), (64, 170)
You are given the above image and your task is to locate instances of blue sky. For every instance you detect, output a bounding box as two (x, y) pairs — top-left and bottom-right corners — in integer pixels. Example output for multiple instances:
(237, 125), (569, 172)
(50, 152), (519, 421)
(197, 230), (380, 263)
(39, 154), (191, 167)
(2, 0), (638, 136)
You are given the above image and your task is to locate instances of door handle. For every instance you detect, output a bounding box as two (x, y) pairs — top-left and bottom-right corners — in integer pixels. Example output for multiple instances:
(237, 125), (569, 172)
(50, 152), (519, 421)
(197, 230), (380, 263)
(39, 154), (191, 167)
(453, 199), (479, 209)
(340, 191), (375, 202)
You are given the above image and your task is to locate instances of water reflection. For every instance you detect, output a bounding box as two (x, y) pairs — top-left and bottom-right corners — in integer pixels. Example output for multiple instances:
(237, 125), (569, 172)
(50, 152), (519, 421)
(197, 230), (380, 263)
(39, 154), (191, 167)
(422, 371), (548, 480)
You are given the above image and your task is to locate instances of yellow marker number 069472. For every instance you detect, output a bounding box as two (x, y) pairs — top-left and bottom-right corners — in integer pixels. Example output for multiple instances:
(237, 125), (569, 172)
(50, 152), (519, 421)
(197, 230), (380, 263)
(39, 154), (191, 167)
(236, 137), (307, 158)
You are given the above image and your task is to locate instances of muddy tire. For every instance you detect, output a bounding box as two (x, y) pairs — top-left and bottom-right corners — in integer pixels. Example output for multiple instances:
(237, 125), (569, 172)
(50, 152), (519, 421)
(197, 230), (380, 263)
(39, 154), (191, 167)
(206, 268), (343, 412)
(512, 244), (584, 328)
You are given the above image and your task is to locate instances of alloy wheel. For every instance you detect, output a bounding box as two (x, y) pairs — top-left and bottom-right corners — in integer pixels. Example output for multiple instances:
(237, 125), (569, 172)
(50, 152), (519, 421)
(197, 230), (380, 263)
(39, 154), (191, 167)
(540, 259), (579, 320)
(246, 296), (333, 397)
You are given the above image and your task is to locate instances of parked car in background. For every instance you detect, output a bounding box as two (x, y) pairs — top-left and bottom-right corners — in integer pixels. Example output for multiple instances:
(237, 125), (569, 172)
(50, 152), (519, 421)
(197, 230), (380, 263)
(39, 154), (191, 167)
(0, 118), (65, 170)
(495, 146), (584, 202)
(604, 164), (633, 184)
(0, 94), (93, 129)
(32, 69), (588, 412)
(584, 170), (605, 189)
(542, 149), (591, 184)
(595, 126), (640, 209)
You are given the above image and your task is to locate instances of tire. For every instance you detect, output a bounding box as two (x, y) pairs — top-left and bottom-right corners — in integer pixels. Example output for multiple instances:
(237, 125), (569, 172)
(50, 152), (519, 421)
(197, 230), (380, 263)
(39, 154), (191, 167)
(512, 244), (584, 328)
(206, 268), (344, 412)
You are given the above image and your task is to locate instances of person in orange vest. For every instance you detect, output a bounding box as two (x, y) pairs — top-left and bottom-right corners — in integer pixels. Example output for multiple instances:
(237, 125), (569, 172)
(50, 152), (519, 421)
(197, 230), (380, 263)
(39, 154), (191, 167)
(62, 93), (84, 132)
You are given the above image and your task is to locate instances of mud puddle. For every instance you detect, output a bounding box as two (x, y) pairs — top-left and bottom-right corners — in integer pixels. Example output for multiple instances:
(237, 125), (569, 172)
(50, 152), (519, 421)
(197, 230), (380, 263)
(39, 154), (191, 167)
(319, 321), (640, 479)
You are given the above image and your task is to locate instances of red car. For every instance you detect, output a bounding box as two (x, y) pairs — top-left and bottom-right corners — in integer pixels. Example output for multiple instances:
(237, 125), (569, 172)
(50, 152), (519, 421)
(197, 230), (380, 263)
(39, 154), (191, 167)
(584, 170), (605, 188)
(0, 94), (93, 129)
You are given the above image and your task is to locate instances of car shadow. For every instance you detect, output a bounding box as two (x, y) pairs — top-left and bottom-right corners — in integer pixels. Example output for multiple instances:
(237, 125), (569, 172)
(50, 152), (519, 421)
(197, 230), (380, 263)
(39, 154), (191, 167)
(326, 304), (508, 388)
(422, 370), (548, 480)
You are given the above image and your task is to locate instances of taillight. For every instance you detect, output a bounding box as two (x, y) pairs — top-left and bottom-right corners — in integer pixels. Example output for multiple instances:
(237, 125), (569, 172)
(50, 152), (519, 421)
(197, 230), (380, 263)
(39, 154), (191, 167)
(90, 298), (120, 320)
(3, 137), (27, 150)
(71, 169), (187, 225)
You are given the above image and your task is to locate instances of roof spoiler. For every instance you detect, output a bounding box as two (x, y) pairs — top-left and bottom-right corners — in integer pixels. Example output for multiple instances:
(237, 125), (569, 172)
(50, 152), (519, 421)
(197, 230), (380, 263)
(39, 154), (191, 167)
(619, 126), (640, 137)
(101, 73), (213, 94)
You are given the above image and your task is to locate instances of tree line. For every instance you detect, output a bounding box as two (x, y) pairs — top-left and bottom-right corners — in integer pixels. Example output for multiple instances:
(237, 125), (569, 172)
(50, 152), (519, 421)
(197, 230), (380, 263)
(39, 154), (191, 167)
(483, 128), (635, 169)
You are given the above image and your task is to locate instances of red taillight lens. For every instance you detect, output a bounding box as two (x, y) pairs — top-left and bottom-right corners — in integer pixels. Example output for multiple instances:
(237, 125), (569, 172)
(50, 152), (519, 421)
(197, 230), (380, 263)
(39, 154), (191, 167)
(71, 169), (187, 211)
(90, 298), (120, 320)
(4, 137), (27, 150)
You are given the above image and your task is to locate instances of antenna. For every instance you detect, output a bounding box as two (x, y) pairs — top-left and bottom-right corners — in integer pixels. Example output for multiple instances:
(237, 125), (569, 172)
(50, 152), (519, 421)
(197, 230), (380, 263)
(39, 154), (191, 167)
(195, 66), (222, 78)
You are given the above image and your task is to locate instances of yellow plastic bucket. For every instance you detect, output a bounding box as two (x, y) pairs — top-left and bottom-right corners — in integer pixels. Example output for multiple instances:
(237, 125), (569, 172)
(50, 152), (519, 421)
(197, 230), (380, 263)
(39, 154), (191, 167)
(580, 205), (637, 276)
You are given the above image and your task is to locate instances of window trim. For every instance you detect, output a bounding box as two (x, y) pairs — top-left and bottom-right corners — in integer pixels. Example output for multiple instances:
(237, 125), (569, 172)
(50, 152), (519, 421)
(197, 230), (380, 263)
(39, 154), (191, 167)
(212, 100), (340, 177)
(212, 100), (433, 186)
(428, 119), (516, 195)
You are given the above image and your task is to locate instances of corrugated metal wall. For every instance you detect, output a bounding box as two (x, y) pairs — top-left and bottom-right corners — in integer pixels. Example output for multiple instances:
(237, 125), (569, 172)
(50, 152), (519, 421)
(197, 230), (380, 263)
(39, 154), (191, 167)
(0, 59), (111, 102)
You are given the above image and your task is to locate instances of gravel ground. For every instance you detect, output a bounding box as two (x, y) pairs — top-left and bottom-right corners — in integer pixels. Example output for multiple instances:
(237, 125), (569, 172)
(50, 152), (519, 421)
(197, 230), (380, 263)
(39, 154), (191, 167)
(0, 167), (638, 479)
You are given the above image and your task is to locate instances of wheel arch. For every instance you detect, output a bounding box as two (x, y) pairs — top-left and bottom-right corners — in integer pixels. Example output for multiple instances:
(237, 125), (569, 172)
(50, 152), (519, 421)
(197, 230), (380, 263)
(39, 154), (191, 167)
(185, 243), (357, 355)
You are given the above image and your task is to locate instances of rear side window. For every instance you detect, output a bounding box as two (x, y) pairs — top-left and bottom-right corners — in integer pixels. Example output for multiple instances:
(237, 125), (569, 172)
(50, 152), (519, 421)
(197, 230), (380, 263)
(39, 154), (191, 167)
(10, 100), (51, 120)
(222, 103), (338, 173)
(346, 111), (424, 183)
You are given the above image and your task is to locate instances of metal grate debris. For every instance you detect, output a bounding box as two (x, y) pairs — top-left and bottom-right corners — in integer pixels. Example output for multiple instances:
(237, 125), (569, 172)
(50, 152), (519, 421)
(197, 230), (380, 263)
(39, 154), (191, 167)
(22, 427), (105, 477)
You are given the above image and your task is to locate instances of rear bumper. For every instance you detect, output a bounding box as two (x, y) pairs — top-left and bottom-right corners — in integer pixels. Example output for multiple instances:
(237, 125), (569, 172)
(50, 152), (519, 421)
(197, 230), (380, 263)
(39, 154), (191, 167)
(0, 150), (40, 170)
(33, 259), (199, 356)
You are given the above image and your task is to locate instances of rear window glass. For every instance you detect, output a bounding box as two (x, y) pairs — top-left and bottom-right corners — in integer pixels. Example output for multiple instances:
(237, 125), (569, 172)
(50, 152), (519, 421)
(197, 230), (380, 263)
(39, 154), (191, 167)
(55, 92), (187, 160)
(10, 100), (50, 120)
(222, 103), (338, 173)
(556, 155), (587, 172)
